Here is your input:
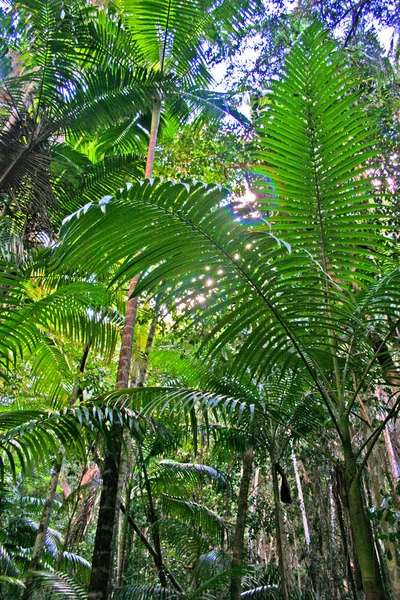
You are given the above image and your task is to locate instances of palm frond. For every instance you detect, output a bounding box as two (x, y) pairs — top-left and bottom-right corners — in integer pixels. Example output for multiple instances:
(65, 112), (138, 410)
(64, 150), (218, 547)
(0, 575), (25, 591)
(159, 495), (228, 542)
(240, 586), (279, 599)
(254, 22), (383, 287)
(0, 541), (18, 576)
(116, 583), (182, 599)
(25, 570), (87, 599)
(58, 552), (91, 584)
(157, 459), (228, 491)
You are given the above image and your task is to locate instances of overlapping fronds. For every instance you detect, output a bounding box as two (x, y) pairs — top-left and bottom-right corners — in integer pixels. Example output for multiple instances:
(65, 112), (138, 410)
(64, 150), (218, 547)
(1, 0), (251, 236)
(156, 519), (211, 565)
(58, 552), (91, 584)
(0, 409), (86, 479)
(188, 551), (251, 600)
(159, 495), (228, 541)
(118, 0), (261, 85)
(0, 402), (159, 481)
(0, 541), (17, 576)
(56, 24), (397, 410)
(0, 255), (121, 393)
(56, 177), (351, 399)
(99, 387), (255, 427)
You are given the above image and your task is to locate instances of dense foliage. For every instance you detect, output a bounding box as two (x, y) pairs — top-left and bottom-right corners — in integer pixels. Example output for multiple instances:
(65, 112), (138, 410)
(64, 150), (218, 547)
(0, 1), (399, 600)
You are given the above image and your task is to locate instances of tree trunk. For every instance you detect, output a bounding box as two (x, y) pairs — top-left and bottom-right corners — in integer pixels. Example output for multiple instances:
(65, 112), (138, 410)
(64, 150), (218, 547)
(291, 449), (310, 547)
(332, 468), (359, 600)
(342, 429), (387, 600)
(271, 460), (289, 600)
(359, 392), (399, 597)
(88, 275), (140, 600)
(145, 99), (162, 179)
(88, 97), (162, 599)
(383, 426), (400, 490)
(116, 483), (132, 587)
(140, 451), (168, 587)
(22, 456), (63, 599)
(367, 444), (400, 598)
(230, 444), (253, 600)
(137, 312), (157, 387)
(116, 310), (157, 586)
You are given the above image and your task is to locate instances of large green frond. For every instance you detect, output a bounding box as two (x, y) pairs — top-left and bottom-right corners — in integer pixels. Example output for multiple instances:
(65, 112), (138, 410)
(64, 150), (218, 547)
(255, 22), (383, 287)
(56, 179), (356, 396)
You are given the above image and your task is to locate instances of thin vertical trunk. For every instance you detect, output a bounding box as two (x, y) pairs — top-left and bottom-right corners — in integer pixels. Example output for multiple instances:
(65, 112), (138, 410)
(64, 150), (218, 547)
(89, 98), (162, 599)
(22, 457), (63, 599)
(117, 483), (132, 587)
(271, 460), (289, 600)
(230, 445), (254, 600)
(137, 311), (157, 387)
(378, 443), (400, 511)
(383, 426), (400, 486)
(140, 451), (167, 587)
(116, 311), (157, 586)
(368, 444), (400, 598)
(88, 275), (140, 600)
(291, 449), (310, 547)
(145, 100), (162, 179)
(30, 457), (63, 570)
(249, 467), (259, 558)
(116, 275), (141, 391)
(332, 469), (359, 600)
(359, 392), (399, 596)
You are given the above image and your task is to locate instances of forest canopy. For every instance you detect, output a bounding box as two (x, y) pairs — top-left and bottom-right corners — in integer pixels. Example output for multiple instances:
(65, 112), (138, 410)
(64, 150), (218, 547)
(0, 1), (399, 600)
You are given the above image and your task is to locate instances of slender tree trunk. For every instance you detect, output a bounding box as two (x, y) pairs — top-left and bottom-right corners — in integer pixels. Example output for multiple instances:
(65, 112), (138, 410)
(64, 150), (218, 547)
(140, 450), (167, 587)
(230, 444), (254, 600)
(291, 449), (310, 547)
(22, 456), (63, 599)
(137, 312), (157, 387)
(31, 457), (63, 570)
(145, 99), (162, 179)
(88, 97), (162, 599)
(249, 467), (259, 559)
(88, 276), (139, 600)
(359, 392), (399, 596)
(383, 426), (400, 489)
(116, 310), (157, 586)
(116, 483), (132, 587)
(271, 460), (289, 600)
(342, 425), (387, 600)
(367, 444), (400, 598)
(332, 469), (359, 600)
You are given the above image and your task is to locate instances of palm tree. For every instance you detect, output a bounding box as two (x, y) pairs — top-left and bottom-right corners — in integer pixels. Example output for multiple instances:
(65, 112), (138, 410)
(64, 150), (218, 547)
(57, 23), (400, 599)
(76, 2), (260, 597)
(0, 0), (166, 239)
